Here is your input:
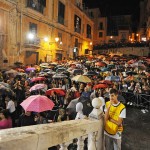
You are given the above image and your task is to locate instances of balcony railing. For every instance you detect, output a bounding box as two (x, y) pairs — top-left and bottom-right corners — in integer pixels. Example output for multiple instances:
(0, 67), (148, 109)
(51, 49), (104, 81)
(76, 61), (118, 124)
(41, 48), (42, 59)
(74, 27), (81, 34)
(26, 0), (44, 14)
(75, 2), (83, 11)
(58, 16), (65, 25)
(0, 101), (104, 150)
(98, 27), (104, 30)
(0, 119), (104, 150)
(24, 37), (41, 49)
(87, 34), (92, 39)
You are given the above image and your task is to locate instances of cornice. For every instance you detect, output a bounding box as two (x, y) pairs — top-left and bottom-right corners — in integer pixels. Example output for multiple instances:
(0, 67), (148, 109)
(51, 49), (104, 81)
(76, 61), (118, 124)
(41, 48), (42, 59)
(0, 0), (16, 11)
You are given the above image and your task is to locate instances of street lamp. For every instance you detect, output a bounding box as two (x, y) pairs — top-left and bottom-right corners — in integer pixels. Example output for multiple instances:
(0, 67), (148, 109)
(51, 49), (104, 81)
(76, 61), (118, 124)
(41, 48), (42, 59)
(55, 37), (59, 42)
(27, 33), (35, 40)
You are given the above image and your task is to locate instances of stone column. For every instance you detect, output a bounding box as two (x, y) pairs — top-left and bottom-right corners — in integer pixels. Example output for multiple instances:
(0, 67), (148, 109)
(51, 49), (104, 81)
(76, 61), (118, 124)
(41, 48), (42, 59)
(88, 98), (104, 150)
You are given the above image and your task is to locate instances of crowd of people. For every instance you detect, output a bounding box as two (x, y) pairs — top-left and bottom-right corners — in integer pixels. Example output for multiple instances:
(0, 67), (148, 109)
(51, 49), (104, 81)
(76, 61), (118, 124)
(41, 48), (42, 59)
(0, 53), (149, 149)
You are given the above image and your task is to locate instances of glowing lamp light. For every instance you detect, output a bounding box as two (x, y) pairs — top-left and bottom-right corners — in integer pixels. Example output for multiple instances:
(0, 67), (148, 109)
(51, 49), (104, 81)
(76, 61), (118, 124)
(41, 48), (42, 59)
(60, 41), (63, 45)
(90, 42), (93, 45)
(110, 36), (113, 39)
(44, 37), (48, 42)
(55, 37), (59, 42)
(28, 33), (34, 40)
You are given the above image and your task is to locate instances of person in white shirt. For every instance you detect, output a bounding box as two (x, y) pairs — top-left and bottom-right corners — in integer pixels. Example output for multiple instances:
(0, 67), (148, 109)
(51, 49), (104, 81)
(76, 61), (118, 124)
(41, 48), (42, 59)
(5, 97), (16, 127)
(104, 89), (126, 150)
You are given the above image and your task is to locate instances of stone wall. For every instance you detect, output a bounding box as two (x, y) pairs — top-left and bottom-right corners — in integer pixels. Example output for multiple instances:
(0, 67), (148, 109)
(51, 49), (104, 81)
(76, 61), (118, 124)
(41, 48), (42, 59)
(95, 47), (150, 56)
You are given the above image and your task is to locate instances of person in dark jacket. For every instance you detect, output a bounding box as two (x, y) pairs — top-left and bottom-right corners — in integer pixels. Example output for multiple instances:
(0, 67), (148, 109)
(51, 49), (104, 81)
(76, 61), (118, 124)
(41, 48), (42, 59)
(18, 111), (35, 127)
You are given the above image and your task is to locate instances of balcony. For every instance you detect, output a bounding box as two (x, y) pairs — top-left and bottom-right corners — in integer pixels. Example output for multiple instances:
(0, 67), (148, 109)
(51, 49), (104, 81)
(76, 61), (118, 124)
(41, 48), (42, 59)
(74, 27), (81, 34)
(87, 34), (92, 39)
(58, 16), (65, 25)
(26, 0), (44, 14)
(24, 37), (41, 49)
(75, 2), (83, 11)
(98, 27), (104, 30)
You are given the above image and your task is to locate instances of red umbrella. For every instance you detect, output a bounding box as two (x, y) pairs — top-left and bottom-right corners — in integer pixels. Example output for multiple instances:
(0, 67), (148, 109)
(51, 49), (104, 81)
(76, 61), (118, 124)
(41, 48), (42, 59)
(20, 95), (54, 112)
(46, 88), (66, 96)
(16, 68), (25, 72)
(31, 77), (46, 82)
(29, 84), (47, 92)
(99, 80), (113, 85)
(93, 84), (108, 90)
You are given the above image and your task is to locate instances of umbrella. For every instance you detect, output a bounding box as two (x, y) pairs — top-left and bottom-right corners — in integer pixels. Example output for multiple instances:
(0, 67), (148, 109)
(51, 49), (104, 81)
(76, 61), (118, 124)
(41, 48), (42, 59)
(107, 64), (115, 69)
(67, 97), (93, 117)
(83, 71), (98, 76)
(99, 80), (113, 85)
(93, 84), (108, 89)
(95, 62), (106, 67)
(105, 76), (120, 82)
(72, 69), (83, 75)
(47, 71), (55, 75)
(78, 96), (93, 116)
(52, 73), (68, 79)
(16, 68), (25, 72)
(5, 69), (18, 76)
(86, 61), (92, 64)
(29, 84), (47, 92)
(0, 84), (14, 96)
(46, 88), (66, 96)
(0, 82), (10, 88)
(26, 67), (36, 72)
(20, 95), (54, 112)
(101, 67), (110, 72)
(43, 69), (52, 72)
(56, 68), (66, 73)
(104, 93), (126, 104)
(67, 98), (79, 114)
(31, 77), (46, 82)
(40, 63), (49, 67)
(126, 71), (137, 76)
(131, 62), (146, 69)
(71, 75), (91, 83)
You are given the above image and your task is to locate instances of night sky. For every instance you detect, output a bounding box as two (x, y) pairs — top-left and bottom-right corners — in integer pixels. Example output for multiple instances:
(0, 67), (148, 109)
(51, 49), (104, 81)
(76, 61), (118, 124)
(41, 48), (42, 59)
(83, 0), (142, 16)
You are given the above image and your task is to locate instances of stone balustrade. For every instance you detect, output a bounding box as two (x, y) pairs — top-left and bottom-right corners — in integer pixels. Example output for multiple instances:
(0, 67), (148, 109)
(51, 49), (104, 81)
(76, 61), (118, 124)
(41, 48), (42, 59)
(0, 119), (104, 150)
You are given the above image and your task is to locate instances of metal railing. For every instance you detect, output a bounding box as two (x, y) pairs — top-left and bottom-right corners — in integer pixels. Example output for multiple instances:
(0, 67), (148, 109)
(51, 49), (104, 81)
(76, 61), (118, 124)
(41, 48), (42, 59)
(26, 0), (45, 14)
(122, 91), (150, 109)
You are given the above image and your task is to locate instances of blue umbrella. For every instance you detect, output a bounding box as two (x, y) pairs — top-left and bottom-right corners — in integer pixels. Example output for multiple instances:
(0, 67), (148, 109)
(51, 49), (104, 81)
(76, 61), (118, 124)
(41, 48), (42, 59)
(105, 76), (120, 82)
(101, 67), (110, 72)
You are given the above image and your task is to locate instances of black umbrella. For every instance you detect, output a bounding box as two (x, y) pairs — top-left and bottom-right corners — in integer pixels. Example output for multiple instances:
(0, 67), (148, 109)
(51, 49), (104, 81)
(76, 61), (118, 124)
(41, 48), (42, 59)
(72, 69), (83, 75)
(83, 71), (98, 76)
(126, 71), (137, 76)
(67, 96), (93, 117)
(52, 73), (68, 79)
(78, 96), (93, 116)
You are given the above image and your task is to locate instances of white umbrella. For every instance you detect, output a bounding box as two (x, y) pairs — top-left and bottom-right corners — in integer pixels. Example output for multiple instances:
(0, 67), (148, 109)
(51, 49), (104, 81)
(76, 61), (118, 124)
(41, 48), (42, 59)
(71, 75), (91, 83)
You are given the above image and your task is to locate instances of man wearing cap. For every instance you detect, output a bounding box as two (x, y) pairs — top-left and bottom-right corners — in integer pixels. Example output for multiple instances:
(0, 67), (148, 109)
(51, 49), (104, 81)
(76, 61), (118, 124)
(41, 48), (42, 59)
(104, 88), (126, 150)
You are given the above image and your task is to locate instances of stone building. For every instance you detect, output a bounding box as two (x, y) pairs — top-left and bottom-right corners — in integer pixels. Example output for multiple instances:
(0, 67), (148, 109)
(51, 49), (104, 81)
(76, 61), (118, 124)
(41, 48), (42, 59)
(87, 8), (131, 45)
(0, 0), (94, 66)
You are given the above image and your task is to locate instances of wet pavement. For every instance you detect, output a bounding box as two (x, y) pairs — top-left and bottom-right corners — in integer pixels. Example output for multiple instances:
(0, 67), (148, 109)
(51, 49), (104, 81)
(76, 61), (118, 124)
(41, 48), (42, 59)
(122, 106), (150, 150)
